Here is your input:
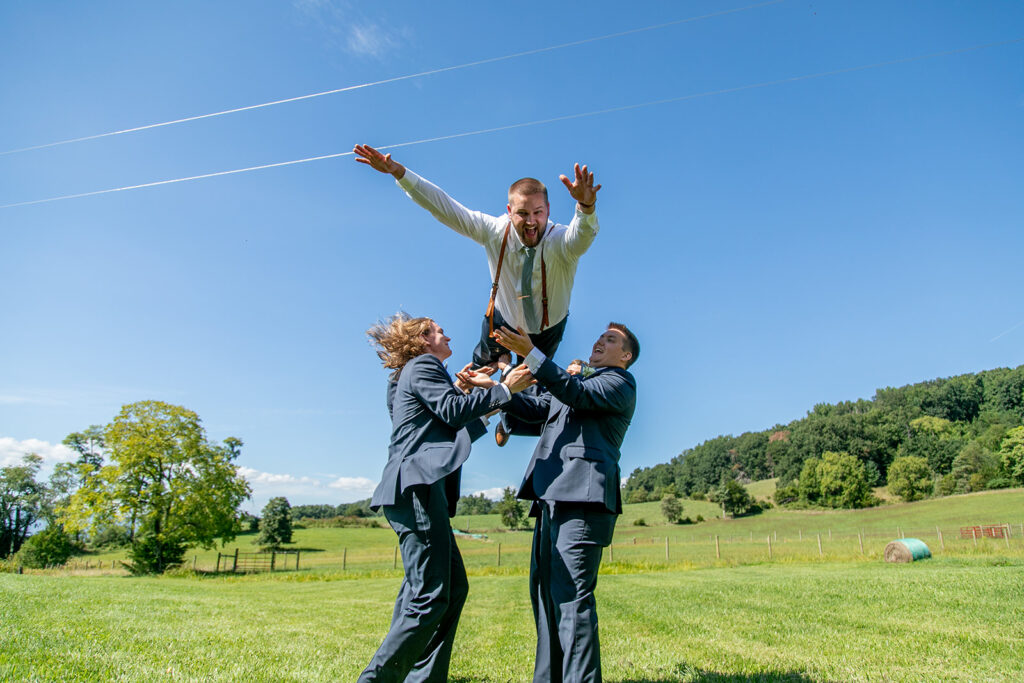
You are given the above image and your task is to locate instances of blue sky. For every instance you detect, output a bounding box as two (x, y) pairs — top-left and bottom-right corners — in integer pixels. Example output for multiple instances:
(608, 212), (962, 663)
(2, 1), (1023, 513)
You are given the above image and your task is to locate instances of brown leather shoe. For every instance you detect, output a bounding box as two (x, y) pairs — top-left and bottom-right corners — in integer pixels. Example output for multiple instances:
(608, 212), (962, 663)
(495, 422), (509, 447)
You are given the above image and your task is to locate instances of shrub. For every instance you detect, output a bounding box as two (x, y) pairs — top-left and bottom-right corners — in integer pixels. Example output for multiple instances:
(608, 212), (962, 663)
(17, 526), (80, 569)
(696, 515), (704, 523)
(986, 477), (1014, 490)
(634, 518), (647, 527)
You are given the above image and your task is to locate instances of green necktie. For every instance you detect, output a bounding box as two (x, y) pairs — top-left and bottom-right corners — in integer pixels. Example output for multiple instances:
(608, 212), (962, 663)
(521, 247), (539, 331)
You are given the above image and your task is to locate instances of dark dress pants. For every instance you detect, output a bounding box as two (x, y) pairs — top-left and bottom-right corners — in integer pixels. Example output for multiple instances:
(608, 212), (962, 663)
(358, 478), (468, 683)
(530, 501), (617, 683)
(472, 310), (567, 367)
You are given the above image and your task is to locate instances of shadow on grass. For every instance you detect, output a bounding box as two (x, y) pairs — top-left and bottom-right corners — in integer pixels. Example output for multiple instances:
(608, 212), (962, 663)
(452, 667), (818, 683)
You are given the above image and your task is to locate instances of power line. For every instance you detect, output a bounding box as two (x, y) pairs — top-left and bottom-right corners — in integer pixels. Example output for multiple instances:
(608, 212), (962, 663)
(0, 0), (785, 157)
(3, 36), (1021, 211)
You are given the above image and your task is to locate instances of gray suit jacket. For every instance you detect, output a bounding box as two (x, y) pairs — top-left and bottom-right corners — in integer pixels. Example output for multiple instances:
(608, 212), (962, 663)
(371, 354), (508, 511)
(506, 359), (636, 514)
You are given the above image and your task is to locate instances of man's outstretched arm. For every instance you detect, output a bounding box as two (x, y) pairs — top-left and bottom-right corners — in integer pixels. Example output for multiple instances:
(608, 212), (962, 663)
(353, 143), (496, 244)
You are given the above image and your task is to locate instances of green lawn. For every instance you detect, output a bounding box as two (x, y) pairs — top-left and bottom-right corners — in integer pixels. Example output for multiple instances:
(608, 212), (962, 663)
(3, 559), (1022, 681)
(63, 487), (1024, 576)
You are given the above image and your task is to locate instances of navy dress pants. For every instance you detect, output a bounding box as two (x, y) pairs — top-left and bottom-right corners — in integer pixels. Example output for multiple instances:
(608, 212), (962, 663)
(358, 480), (468, 683)
(530, 501), (617, 683)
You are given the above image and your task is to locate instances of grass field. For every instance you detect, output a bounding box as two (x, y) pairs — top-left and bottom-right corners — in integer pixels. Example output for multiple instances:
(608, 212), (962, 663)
(56, 487), (1024, 576)
(6, 488), (1024, 681)
(3, 557), (1022, 681)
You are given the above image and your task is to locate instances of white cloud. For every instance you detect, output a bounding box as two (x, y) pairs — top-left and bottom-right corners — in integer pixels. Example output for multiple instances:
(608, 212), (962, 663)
(0, 437), (77, 467)
(328, 475), (376, 492)
(237, 466), (376, 512)
(345, 23), (400, 59)
(471, 487), (508, 501)
(292, 0), (406, 60)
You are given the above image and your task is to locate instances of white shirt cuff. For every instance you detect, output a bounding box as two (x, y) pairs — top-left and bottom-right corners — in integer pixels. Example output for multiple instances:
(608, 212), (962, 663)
(525, 347), (547, 374)
(496, 382), (512, 402)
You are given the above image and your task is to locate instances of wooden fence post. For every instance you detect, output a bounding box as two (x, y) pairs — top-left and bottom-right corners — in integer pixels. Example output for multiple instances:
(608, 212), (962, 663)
(608, 544), (613, 562)
(973, 528), (978, 546)
(295, 550), (300, 570)
(829, 528), (832, 541)
(798, 530), (802, 541)
(665, 537), (669, 562)
(1005, 526), (1011, 549)
(817, 533), (822, 558)
(497, 543), (502, 567)
(858, 531), (864, 555)
(767, 535), (772, 560)
(271, 551), (276, 571)
(938, 529), (944, 550)
(193, 556), (197, 571)
(343, 548), (347, 571)
(715, 535), (720, 560)
(233, 548), (239, 572)
(216, 554), (221, 573)
(1005, 523), (1012, 539)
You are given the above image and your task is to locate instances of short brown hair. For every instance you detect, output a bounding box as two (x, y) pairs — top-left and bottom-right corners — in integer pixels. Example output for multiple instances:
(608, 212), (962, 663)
(508, 177), (548, 203)
(367, 312), (432, 379)
(608, 322), (639, 368)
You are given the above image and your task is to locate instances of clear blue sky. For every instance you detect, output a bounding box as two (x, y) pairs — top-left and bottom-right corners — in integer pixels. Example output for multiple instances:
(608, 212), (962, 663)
(2, 1), (1023, 513)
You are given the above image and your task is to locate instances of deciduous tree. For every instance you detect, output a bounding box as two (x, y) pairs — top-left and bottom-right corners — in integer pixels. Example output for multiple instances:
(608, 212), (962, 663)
(886, 456), (933, 502)
(61, 401), (251, 573)
(257, 497), (293, 549)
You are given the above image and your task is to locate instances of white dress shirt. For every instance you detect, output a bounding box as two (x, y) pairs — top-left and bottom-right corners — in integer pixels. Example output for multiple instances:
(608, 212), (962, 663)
(397, 169), (600, 335)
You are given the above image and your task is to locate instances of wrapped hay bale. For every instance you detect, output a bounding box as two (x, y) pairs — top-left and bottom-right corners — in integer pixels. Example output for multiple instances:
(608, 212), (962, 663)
(884, 538), (931, 563)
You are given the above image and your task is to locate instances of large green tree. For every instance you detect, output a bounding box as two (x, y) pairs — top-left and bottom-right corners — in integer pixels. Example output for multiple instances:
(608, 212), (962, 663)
(61, 401), (252, 573)
(816, 451), (875, 508)
(1, 454), (48, 558)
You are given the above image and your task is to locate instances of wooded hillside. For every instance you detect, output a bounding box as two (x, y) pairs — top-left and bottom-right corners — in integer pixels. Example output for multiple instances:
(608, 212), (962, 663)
(624, 365), (1024, 505)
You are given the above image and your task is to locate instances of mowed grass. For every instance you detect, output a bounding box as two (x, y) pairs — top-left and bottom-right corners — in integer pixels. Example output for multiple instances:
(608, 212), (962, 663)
(3, 558), (1022, 682)
(68, 487), (1024, 575)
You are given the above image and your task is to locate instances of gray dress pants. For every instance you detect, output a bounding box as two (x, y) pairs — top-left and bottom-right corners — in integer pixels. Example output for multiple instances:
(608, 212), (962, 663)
(358, 479), (468, 682)
(530, 501), (617, 683)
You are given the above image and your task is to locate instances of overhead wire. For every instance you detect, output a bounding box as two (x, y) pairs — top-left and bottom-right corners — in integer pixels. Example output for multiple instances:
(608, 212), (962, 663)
(2, 35), (1021, 211)
(0, 0), (785, 157)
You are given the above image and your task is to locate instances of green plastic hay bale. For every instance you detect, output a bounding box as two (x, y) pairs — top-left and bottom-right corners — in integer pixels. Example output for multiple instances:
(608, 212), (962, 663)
(884, 538), (931, 563)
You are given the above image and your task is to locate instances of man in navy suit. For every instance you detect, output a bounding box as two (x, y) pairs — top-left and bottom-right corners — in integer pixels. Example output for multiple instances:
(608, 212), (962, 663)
(496, 322), (639, 683)
(359, 314), (524, 682)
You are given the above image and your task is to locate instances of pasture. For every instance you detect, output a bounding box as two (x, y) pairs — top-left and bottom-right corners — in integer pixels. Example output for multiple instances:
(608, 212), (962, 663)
(4, 488), (1024, 681)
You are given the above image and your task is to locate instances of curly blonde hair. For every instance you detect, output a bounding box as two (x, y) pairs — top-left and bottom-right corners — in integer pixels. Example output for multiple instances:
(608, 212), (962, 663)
(367, 312), (433, 379)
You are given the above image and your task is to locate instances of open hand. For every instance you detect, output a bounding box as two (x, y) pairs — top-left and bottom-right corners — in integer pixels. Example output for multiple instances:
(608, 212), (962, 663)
(559, 163), (601, 210)
(353, 144), (406, 179)
(494, 326), (534, 358)
(454, 363), (497, 392)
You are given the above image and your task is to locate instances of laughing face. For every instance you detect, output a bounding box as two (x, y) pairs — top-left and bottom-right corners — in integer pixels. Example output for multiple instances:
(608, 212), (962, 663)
(422, 321), (452, 362)
(507, 191), (549, 248)
(588, 328), (632, 369)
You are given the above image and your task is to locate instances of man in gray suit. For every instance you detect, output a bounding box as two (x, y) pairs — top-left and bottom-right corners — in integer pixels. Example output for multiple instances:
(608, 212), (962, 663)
(496, 322), (639, 683)
(359, 314), (524, 682)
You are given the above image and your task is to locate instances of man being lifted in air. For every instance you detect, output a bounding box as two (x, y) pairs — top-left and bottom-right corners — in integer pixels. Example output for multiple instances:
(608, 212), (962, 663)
(352, 144), (602, 413)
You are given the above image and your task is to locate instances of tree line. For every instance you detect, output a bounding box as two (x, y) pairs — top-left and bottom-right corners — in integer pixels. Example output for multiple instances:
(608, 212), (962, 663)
(624, 365), (1024, 508)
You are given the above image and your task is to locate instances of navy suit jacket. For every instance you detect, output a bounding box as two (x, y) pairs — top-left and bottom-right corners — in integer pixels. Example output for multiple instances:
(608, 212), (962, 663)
(507, 359), (636, 514)
(370, 354), (508, 511)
